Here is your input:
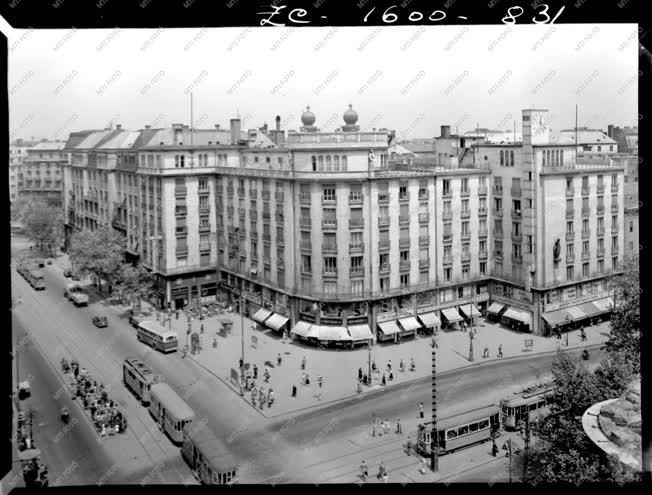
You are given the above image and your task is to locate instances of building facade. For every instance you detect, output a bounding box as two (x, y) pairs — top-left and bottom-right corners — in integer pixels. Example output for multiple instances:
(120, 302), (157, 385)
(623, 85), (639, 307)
(9, 139), (39, 203)
(11, 139), (65, 206)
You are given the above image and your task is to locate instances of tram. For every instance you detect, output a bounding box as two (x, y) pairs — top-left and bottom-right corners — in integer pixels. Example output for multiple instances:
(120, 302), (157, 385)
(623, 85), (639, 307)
(123, 358), (160, 405)
(417, 405), (501, 456)
(500, 383), (555, 430)
(148, 382), (195, 444)
(181, 424), (238, 484)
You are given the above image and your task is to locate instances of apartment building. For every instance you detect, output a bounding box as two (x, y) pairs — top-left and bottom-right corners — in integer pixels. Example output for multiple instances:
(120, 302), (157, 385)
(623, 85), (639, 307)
(457, 109), (625, 335)
(9, 138), (39, 203)
(16, 140), (67, 206)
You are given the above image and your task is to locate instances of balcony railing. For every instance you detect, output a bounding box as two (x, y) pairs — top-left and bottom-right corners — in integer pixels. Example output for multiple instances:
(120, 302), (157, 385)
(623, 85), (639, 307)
(494, 185), (503, 195)
(567, 253), (575, 262)
(350, 267), (364, 276)
(494, 229), (503, 238)
(611, 185), (618, 193)
(597, 204), (605, 214)
(494, 208), (503, 216)
(597, 248), (605, 257)
(442, 211), (453, 221)
(612, 245), (619, 254)
(198, 185), (209, 194)
(512, 210), (522, 219)
(611, 224), (618, 233)
(511, 232), (522, 242)
(322, 219), (337, 229)
(379, 216), (390, 227)
(262, 191), (270, 201)
(323, 244), (337, 253)
(250, 189), (258, 198)
(175, 208), (187, 217)
(566, 188), (575, 197)
(479, 250), (488, 259)
(199, 243), (211, 252)
(300, 217), (311, 227)
(399, 215), (410, 225)
(399, 193), (410, 203)
(379, 239), (390, 249)
(581, 186), (590, 196)
(349, 219), (364, 229)
(226, 186), (234, 196)
(399, 260), (410, 271)
(419, 258), (430, 269)
(582, 229), (591, 238)
(322, 195), (337, 204)
(379, 263), (390, 274)
(566, 231), (575, 241)
(566, 209), (575, 219)
(418, 190), (429, 200)
(349, 193), (363, 204)
(461, 232), (471, 240)
(511, 188), (522, 197)
(582, 251), (590, 261)
(461, 252), (471, 262)
(582, 207), (590, 217)
(597, 227), (605, 236)
(478, 207), (488, 216)
(237, 188), (245, 196)
(399, 237), (410, 248)
(262, 233), (271, 242)
(175, 187), (187, 197)
(461, 210), (470, 219)
(419, 235), (429, 245)
(460, 188), (470, 197)
(478, 229), (488, 238)
(442, 189), (452, 198)
(275, 191), (284, 202)
(419, 212), (429, 223)
(478, 186), (488, 196)
(378, 193), (389, 204)
(512, 255), (523, 263)
(443, 233), (453, 242)
(597, 184), (605, 194)
(611, 204), (618, 213)
(300, 240), (312, 250)
(443, 254), (453, 264)
(350, 242), (364, 252)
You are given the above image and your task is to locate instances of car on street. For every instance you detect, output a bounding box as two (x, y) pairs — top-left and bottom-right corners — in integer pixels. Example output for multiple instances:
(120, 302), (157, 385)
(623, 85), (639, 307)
(63, 269), (72, 278)
(92, 316), (108, 328)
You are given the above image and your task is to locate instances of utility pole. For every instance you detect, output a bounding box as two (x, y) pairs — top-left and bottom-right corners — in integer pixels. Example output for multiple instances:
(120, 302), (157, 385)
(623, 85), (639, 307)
(522, 414), (530, 480)
(431, 329), (438, 472)
(503, 438), (512, 482)
(367, 344), (372, 385)
(235, 227), (245, 396)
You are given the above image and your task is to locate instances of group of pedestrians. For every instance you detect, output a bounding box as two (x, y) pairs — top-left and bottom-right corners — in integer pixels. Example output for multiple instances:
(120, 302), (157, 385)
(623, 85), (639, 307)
(359, 460), (389, 483)
(482, 344), (503, 358)
(290, 355), (324, 400)
(359, 357), (416, 389)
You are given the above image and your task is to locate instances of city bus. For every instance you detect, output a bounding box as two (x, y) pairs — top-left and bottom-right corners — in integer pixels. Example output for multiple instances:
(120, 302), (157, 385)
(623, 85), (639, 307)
(417, 405), (501, 456)
(148, 382), (195, 444)
(123, 357), (160, 405)
(181, 424), (238, 485)
(137, 321), (178, 353)
(501, 383), (555, 430)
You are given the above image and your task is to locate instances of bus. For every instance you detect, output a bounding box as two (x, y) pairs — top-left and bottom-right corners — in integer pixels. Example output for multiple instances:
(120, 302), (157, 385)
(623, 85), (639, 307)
(181, 424), (238, 485)
(137, 321), (178, 354)
(501, 383), (555, 430)
(417, 405), (501, 456)
(123, 357), (160, 405)
(148, 382), (195, 444)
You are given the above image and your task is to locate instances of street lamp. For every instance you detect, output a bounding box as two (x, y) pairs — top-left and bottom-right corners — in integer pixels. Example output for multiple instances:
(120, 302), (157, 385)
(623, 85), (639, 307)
(234, 227), (245, 397)
(431, 333), (438, 472)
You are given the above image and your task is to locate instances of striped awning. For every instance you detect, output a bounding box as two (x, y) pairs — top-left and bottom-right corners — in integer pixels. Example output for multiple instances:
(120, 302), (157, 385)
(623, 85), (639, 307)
(459, 304), (481, 318)
(251, 307), (272, 324)
(503, 307), (532, 327)
(318, 326), (351, 342)
(264, 313), (289, 331)
(565, 306), (587, 321)
(578, 302), (603, 319)
(487, 302), (506, 315)
(441, 307), (463, 323)
(348, 324), (373, 341)
(542, 309), (572, 327)
(398, 316), (421, 332)
(418, 312), (441, 327)
(291, 321), (319, 339)
(378, 320), (401, 336)
(593, 297), (615, 313)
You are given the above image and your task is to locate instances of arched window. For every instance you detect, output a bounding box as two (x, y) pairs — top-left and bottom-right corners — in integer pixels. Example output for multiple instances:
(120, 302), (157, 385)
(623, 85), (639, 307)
(510, 150), (514, 167)
(311, 155), (317, 171)
(341, 155), (347, 171)
(318, 156), (324, 171)
(326, 155), (331, 171)
(500, 150), (504, 166)
(334, 155), (339, 171)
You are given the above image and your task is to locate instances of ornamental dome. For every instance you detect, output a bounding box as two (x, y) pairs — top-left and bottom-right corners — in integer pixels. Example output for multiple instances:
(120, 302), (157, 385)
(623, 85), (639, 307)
(343, 104), (358, 125)
(301, 106), (316, 126)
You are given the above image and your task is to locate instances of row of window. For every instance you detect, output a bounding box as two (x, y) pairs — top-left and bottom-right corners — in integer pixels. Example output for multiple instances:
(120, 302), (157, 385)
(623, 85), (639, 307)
(311, 155), (348, 172)
(499, 150), (515, 167)
(565, 257), (619, 279)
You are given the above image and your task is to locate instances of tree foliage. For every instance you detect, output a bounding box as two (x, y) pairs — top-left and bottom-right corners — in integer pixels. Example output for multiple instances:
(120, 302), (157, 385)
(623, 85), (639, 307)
(112, 263), (159, 308)
(69, 225), (125, 291)
(21, 199), (64, 256)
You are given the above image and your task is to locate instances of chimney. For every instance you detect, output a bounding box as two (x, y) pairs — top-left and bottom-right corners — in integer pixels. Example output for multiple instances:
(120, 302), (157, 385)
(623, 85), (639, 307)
(275, 115), (281, 131)
(262, 123), (268, 134)
(145, 125), (151, 130)
(607, 124), (614, 138)
(230, 118), (241, 145)
(441, 125), (451, 138)
(215, 124), (220, 130)
(115, 124), (122, 131)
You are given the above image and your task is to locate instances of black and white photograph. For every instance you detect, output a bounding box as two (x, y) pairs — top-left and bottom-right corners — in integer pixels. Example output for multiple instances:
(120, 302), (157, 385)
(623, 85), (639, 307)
(3, 1), (646, 488)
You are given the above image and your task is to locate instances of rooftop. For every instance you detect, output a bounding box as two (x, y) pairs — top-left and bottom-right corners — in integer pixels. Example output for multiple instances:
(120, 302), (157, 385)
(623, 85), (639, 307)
(552, 129), (617, 145)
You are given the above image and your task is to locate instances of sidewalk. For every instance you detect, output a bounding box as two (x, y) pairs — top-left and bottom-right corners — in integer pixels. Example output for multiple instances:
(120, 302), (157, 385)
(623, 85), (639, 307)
(50, 250), (610, 418)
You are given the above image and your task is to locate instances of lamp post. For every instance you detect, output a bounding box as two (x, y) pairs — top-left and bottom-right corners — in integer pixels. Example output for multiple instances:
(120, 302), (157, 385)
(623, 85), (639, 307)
(431, 329), (438, 472)
(234, 227), (245, 397)
(503, 438), (513, 482)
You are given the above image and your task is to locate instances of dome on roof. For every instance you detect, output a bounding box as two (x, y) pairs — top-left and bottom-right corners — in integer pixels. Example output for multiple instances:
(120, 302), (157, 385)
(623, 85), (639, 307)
(301, 106), (316, 126)
(343, 104), (358, 125)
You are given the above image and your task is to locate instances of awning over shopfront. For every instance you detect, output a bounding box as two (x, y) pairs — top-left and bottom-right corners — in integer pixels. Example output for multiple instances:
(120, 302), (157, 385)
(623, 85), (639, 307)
(542, 309), (572, 327)
(418, 312), (441, 328)
(348, 324), (373, 341)
(565, 306), (586, 321)
(441, 307), (463, 323)
(378, 320), (401, 336)
(317, 326), (351, 342)
(398, 316), (421, 332)
(593, 297), (615, 313)
(486, 302), (506, 315)
(503, 307), (532, 327)
(578, 302), (603, 319)
(264, 313), (289, 331)
(251, 307), (272, 324)
(459, 304), (481, 319)
(291, 321), (319, 339)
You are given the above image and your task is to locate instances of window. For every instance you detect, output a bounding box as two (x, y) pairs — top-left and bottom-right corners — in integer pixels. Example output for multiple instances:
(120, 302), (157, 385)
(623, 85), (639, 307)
(442, 179), (451, 195)
(333, 156), (340, 171)
(500, 150), (504, 166)
(582, 240), (589, 256)
(582, 218), (589, 233)
(598, 259), (604, 274)
(629, 220), (633, 232)
(400, 274), (409, 288)
(318, 156), (323, 171)
(612, 235), (618, 249)
(301, 254), (311, 273)
(311, 156), (317, 171)
(480, 261), (486, 275)
(495, 240), (503, 257)
(582, 262), (589, 277)
(443, 200), (452, 215)
(379, 253), (389, 271)
(612, 256), (619, 270)
(513, 244), (521, 259)
(379, 277), (389, 292)
(444, 267), (452, 282)
(399, 184), (408, 199)
(351, 279), (364, 295)
(462, 265), (470, 279)
(325, 155), (331, 171)
(323, 233), (336, 250)
(513, 199), (521, 214)
(461, 221), (469, 237)
(461, 178), (469, 193)
(322, 186), (336, 202)
(494, 219), (503, 235)
(510, 150), (514, 166)
(400, 250), (409, 262)
(567, 265), (574, 280)
(494, 197), (502, 211)
(351, 256), (363, 274)
(461, 199), (469, 214)
(341, 155), (347, 171)
(324, 256), (337, 274)
(512, 222), (520, 236)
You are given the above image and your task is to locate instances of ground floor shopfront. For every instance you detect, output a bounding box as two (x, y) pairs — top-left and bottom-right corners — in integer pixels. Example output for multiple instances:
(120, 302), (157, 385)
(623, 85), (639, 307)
(157, 270), (221, 310)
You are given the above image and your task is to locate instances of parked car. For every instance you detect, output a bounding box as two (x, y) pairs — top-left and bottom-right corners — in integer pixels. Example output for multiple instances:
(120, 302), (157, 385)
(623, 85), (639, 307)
(63, 269), (72, 278)
(92, 316), (108, 328)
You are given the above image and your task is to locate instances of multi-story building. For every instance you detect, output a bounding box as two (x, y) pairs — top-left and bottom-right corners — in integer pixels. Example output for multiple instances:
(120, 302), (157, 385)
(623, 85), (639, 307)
(457, 109), (625, 335)
(18, 140), (68, 206)
(9, 138), (39, 203)
(556, 128), (618, 157)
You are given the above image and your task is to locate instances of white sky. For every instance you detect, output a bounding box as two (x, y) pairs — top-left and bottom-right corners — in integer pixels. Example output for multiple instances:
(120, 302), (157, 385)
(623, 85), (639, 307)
(5, 24), (639, 141)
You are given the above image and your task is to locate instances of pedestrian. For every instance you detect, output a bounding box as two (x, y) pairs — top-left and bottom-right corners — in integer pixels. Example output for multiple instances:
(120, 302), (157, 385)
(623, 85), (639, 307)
(360, 460), (368, 480)
(419, 402), (424, 418)
(383, 419), (390, 435)
(387, 360), (392, 372)
(483, 346), (489, 358)
(371, 361), (377, 372)
(396, 418), (402, 434)
(498, 344), (503, 358)
(277, 353), (282, 366)
(317, 375), (323, 388)
(301, 356), (307, 371)
(74, 365), (79, 380)
(406, 437), (412, 455)
(305, 374), (310, 386)
(200, 323), (204, 334)
(382, 374), (386, 386)
(267, 388), (274, 407)
(358, 367), (363, 381)
(291, 385), (297, 398)
(399, 358), (405, 372)
(264, 368), (271, 383)
(492, 440), (499, 457)
(377, 461), (386, 480)
(363, 373), (368, 386)
(410, 358), (416, 371)
(251, 386), (257, 404)
(301, 371), (306, 385)
(388, 371), (394, 381)
(581, 327), (587, 342)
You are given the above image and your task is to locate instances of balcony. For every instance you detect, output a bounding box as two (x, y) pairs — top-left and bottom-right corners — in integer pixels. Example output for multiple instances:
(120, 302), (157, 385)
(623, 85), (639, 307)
(350, 267), (364, 277)
(461, 210), (470, 219)
(582, 207), (590, 218)
(494, 185), (503, 195)
(612, 245), (619, 254)
(418, 190), (429, 200)
(198, 184), (209, 194)
(419, 258), (430, 269)
(479, 250), (488, 259)
(419, 212), (429, 223)
(443, 233), (453, 243)
(275, 212), (284, 223)
(300, 240), (312, 251)
(322, 219), (337, 229)
(399, 260), (410, 271)
(199, 243), (211, 252)
(494, 208), (503, 217)
(566, 208), (575, 219)
(611, 224), (618, 233)
(566, 231), (575, 241)
(379, 263), (390, 274)
(443, 254), (453, 265)
(511, 188), (522, 198)
(512, 255), (523, 264)
(175, 187), (187, 197)
(582, 251), (590, 261)
(597, 184), (605, 194)
(262, 233), (271, 242)
(581, 228), (590, 238)
(511, 232), (522, 242)
(581, 186), (590, 196)
(250, 189), (258, 199)
(611, 204), (618, 213)
(278, 259), (285, 269)
(378, 193), (389, 204)
(237, 188), (245, 196)
(478, 186), (488, 196)
(478, 229), (488, 238)
(175, 208), (187, 217)
(349, 218), (364, 229)
(461, 252), (471, 262)
(461, 231), (471, 240)
(478, 207), (488, 217)
(494, 250), (504, 260)
(442, 210), (453, 221)
(399, 237), (410, 248)
(379, 239), (390, 250)
(597, 227), (605, 236)
(199, 224), (210, 233)
(226, 186), (234, 196)
(512, 209), (522, 219)
(176, 247), (189, 257)
(399, 192), (410, 203)
(566, 188), (575, 197)
(597, 248), (605, 257)
(275, 191), (284, 202)
(399, 215), (410, 225)
(597, 204), (605, 214)
(300, 217), (311, 228)
(322, 195), (337, 205)
(323, 244), (337, 253)
(349, 193), (363, 204)
(263, 256), (271, 265)
(262, 190), (270, 201)
(379, 216), (390, 227)
(419, 235), (429, 245)
(442, 189), (452, 198)
(611, 185), (618, 193)
(350, 242), (364, 252)
(566, 254), (575, 263)
(494, 229), (504, 238)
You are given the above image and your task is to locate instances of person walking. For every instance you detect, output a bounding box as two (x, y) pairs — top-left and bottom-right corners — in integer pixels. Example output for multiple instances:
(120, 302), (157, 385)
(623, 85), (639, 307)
(387, 359), (392, 372)
(291, 385), (297, 398)
(381, 374), (386, 386)
(377, 461), (386, 480)
(406, 437), (412, 456)
(267, 388), (274, 407)
(253, 364), (258, 380)
(301, 371), (306, 385)
(358, 367), (363, 381)
(483, 346), (489, 358)
(581, 327), (587, 342)
(388, 371), (394, 381)
(317, 375), (323, 388)
(396, 418), (402, 434)
(277, 353), (282, 366)
(419, 402), (424, 418)
(410, 357), (416, 372)
(301, 356), (307, 371)
(264, 367), (271, 383)
(251, 386), (257, 404)
(492, 439), (499, 457)
(399, 358), (405, 372)
(360, 460), (368, 480)
(498, 344), (503, 358)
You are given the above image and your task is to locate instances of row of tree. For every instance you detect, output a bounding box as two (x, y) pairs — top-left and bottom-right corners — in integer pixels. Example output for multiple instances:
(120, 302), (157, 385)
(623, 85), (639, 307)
(12, 198), (64, 257)
(524, 254), (641, 484)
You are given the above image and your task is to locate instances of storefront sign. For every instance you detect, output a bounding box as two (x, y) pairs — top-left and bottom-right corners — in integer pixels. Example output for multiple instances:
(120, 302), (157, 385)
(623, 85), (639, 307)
(242, 291), (261, 305)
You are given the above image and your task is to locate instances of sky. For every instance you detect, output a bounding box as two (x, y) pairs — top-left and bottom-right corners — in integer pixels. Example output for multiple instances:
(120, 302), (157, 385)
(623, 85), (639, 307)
(5, 24), (639, 142)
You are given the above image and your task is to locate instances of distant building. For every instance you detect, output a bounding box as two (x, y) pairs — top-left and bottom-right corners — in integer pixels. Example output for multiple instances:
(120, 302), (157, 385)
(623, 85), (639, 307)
(607, 125), (638, 154)
(555, 127), (618, 157)
(9, 138), (39, 203)
(18, 140), (68, 206)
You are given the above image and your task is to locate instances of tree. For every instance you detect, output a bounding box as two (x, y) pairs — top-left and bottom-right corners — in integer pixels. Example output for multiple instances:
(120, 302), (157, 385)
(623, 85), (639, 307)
(21, 199), (64, 256)
(113, 263), (159, 309)
(69, 225), (125, 293)
(605, 254), (640, 373)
